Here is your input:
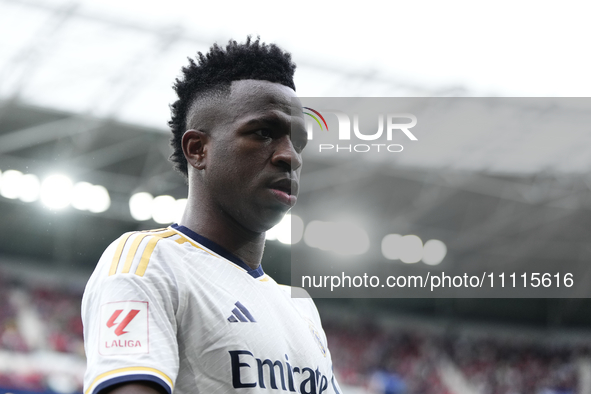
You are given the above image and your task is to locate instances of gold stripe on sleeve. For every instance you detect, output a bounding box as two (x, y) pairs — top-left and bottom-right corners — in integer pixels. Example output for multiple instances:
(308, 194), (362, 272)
(108, 232), (134, 276)
(135, 230), (176, 277)
(120, 233), (152, 274)
(85, 366), (173, 394)
(108, 228), (167, 276)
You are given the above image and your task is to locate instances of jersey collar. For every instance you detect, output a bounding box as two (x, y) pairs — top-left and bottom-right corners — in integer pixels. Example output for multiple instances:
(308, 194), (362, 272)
(171, 223), (265, 279)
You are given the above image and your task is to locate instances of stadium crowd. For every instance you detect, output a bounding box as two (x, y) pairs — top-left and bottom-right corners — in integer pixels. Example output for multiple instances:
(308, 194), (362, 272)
(324, 319), (580, 394)
(0, 273), (85, 393)
(0, 272), (585, 394)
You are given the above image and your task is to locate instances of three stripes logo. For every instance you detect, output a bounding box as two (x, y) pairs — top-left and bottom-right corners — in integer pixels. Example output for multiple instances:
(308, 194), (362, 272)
(227, 301), (257, 323)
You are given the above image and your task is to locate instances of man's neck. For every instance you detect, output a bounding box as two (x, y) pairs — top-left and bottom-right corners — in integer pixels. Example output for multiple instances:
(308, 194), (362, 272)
(178, 203), (265, 271)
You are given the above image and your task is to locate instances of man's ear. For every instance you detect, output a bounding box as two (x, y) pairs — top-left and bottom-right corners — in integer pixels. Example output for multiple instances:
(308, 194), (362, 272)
(182, 129), (209, 170)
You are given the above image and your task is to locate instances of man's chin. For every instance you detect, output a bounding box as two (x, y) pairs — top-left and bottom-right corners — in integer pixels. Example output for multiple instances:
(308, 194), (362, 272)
(252, 206), (291, 234)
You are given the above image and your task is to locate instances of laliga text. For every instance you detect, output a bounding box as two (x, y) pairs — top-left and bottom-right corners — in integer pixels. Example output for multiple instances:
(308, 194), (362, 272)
(301, 272), (574, 292)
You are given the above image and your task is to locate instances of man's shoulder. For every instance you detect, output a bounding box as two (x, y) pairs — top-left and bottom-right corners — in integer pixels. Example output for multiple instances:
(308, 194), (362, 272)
(89, 226), (211, 283)
(275, 283), (321, 317)
(99, 228), (180, 276)
(83, 227), (195, 309)
(276, 283), (312, 298)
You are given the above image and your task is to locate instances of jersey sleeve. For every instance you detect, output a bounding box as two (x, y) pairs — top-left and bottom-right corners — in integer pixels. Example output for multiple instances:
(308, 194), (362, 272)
(82, 230), (181, 394)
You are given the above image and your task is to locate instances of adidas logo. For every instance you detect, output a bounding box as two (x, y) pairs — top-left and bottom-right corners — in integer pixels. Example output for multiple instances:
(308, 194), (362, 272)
(227, 301), (256, 323)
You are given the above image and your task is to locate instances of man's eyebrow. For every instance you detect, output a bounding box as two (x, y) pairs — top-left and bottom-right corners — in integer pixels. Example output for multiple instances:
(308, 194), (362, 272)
(241, 113), (290, 128)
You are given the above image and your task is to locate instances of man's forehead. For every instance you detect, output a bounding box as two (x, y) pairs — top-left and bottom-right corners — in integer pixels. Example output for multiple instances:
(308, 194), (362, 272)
(227, 79), (302, 116)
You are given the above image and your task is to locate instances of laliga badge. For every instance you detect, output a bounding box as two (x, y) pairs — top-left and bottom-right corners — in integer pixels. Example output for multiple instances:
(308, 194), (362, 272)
(99, 301), (149, 356)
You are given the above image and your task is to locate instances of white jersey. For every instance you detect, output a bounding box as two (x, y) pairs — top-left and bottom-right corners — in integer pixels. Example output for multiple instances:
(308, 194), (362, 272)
(82, 224), (341, 394)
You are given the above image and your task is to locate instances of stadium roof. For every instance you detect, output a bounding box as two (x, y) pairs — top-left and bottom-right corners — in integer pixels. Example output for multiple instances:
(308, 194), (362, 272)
(2, 0), (591, 324)
(2, 0), (591, 176)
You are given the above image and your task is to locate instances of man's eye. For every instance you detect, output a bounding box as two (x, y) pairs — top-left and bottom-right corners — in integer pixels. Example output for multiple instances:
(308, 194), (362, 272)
(254, 129), (272, 138)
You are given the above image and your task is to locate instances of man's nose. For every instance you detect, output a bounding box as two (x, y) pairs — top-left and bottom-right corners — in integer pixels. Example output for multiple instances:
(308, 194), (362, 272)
(271, 135), (302, 171)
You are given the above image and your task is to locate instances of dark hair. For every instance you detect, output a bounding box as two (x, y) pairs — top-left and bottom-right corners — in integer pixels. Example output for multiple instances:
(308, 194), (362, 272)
(168, 37), (297, 177)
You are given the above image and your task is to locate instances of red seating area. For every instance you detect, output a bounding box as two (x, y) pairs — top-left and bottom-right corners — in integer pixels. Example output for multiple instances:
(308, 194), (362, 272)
(0, 275), (85, 393)
(324, 319), (580, 394)
(0, 273), (585, 394)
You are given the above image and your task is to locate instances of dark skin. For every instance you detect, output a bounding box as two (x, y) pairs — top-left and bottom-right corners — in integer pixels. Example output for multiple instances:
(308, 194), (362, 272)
(180, 79), (306, 270)
(103, 382), (165, 394)
(101, 80), (306, 394)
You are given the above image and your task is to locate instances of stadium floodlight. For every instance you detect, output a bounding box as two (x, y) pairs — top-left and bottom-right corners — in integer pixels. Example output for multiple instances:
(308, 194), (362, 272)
(129, 192), (154, 221)
(40, 174), (73, 210)
(70, 182), (111, 213)
(317, 223), (337, 252)
(303, 220), (325, 248)
(0, 170), (23, 199)
(381, 234), (403, 260)
(151, 195), (176, 224)
(88, 185), (111, 213)
(422, 239), (447, 265)
(18, 173), (41, 203)
(71, 182), (94, 211)
(399, 235), (423, 264)
(174, 198), (187, 223)
(305, 221), (342, 251)
(265, 214), (299, 244)
(275, 214), (292, 245)
(304, 220), (369, 255)
(334, 222), (370, 255)
(265, 215), (291, 244)
(265, 228), (277, 241)
(291, 214), (304, 244)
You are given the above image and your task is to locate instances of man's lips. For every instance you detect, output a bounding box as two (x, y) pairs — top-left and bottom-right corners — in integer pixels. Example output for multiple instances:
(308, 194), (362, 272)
(268, 178), (298, 207)
(269, 178), (298, 196)
(269, 189), (297, 207)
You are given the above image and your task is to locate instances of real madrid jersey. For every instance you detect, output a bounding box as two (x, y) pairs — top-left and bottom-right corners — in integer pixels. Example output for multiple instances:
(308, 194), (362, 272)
(82, 224), (341, 394)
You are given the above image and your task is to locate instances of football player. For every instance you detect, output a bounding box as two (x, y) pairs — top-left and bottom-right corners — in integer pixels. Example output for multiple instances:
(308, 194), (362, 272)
(82, 37), (341, 394)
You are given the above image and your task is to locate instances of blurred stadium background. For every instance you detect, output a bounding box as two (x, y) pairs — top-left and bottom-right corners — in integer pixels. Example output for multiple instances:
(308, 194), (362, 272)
(1, 0), (591, 393)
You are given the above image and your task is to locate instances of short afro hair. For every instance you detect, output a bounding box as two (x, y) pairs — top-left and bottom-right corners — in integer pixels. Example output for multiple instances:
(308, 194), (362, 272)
(168, 36), (297, 177)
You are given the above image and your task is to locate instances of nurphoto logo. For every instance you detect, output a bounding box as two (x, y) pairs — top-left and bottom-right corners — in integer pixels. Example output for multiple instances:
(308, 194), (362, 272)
(303, 107), (418, 153)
